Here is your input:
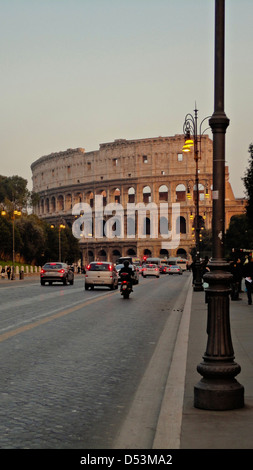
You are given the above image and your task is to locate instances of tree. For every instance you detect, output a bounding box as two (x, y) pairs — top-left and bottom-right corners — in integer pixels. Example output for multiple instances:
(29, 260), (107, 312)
(16, 215), (46, 264)
(43, 223), (80, 264)
(242, 143), (253, 227)
(225, 214), (253, 256)
(0, 175), (30, 209)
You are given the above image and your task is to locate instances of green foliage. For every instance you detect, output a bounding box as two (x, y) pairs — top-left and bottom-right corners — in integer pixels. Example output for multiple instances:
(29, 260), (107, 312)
(0, 211), (80, 265)
(16, 215), (46, 264)
(242, 143), (253, 227)
(225, 214), (253, 255)
(42, 223), (80, 264)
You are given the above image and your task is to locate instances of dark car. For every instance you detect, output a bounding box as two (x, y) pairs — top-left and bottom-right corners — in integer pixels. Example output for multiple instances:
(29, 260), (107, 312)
(40, 262), (74, 285)
(116, 264), (139, 284)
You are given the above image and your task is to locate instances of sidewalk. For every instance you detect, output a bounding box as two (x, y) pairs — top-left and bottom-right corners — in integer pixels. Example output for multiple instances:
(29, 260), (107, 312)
(180, 287), (253, 449)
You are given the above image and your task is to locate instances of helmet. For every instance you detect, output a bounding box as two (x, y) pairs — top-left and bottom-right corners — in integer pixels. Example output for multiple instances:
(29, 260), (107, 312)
(123, 260), (129, 268)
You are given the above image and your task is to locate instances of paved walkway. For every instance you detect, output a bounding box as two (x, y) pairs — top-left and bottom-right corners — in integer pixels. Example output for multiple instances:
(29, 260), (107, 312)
(155, 280), (253, 449)
(2, 272), (253, 450)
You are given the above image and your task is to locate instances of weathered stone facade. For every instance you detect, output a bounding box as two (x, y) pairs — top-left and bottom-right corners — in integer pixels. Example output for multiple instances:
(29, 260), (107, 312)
(31, 135), (246, 264)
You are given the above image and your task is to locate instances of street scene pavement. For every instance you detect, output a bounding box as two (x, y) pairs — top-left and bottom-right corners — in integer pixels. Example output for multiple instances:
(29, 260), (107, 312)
(1, 271), (253, 454)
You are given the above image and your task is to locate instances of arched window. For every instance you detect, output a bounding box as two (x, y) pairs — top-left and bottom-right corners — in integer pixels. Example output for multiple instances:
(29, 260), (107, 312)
(176, 216), (186, 234)
(176, 184), (186, 202)
(51, 197), (56, 213)
(193, 184), (204, 201)
(87, 191), (94, 208)
(128, 187), (135, 203)
(57, 195), (64, 211)
(159, 185), (168, 201)
(45, 198), (49, 213)
(65, 194), (72, 211)
(114, 188), (120, 204)
(143, 186), (151, 203)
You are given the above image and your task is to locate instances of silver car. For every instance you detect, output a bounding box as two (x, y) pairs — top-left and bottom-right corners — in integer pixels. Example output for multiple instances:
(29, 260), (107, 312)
(167, 265), (183, 275)
(40, 262), (74, 285)
(85, 262), (118, 290)
(142, 264), (160, 278)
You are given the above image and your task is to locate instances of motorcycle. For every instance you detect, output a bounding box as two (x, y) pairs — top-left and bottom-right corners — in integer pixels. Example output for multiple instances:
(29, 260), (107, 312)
(120, 272), (132, 299)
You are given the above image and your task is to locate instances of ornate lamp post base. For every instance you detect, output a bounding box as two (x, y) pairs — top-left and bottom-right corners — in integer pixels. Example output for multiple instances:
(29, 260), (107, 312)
(194, 261), (244, 410)
(194, 371), (244, 411)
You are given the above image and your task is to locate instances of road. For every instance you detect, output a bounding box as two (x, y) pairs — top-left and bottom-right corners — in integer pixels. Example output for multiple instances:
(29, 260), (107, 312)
(0, 272), (191, 449)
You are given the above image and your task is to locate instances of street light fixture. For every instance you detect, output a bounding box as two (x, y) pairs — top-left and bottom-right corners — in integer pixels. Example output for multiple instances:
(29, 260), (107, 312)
(1, 208), (22, 279)
(51, 222), (66, 262)
(183, 107), (211, 291)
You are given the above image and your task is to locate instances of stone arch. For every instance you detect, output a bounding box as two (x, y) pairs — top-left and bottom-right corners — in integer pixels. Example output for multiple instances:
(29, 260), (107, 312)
(40, 198), (44, 214)
(143, 186), (151, 203)
(160, 248), (169, 258)
(45, 197), (50, 213)
(111, 249), (121, 263)
(127, 248), (136, 256)
(128, 187), (135, 203)
(159, 184), (168, 201)
(177, 248), (187, 258)
(98, 249), (107, 261)
(160, 216), (170, 236)
(194, 183), (205, 201)
(57, 195), (64, 211)
(176, 216), (186, 234)
(51, 196), (56, 213)
(176, 184), (186, 202)
(86, 191), (94, 207)
(99, 189), (107, 206)
(65, 193), (72, 211)
(114, 188), (121, 204)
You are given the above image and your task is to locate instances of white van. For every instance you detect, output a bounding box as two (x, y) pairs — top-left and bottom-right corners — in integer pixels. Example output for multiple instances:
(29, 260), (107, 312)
(85, 262), (118, 290)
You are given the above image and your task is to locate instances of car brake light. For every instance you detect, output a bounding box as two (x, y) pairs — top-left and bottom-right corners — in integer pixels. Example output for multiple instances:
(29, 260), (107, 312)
(109, 265), (113, 271)
(142, 268), (147, 271)
(58, 269), (65, 273)
(87, 265), (91, 270)
(41, 269), (45, 273)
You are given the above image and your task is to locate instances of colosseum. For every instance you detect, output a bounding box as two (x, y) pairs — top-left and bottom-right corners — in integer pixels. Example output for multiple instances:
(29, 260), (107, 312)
(31, 134), (246, 265)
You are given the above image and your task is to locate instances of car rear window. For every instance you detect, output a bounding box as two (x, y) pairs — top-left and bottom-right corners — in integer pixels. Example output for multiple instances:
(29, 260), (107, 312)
(44, 263), (63, 270)
(89, 264), (111, 271)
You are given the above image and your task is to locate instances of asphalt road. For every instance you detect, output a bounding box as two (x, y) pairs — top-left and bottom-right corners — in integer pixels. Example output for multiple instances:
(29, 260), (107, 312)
(0, 272), (190, 449)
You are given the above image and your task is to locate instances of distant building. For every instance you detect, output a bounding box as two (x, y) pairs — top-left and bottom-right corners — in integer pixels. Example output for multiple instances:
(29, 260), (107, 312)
(31, 135), (246, 264)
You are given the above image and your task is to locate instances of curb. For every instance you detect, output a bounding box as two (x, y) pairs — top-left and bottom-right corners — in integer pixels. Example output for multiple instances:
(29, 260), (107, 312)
(152, 275), (192, 449)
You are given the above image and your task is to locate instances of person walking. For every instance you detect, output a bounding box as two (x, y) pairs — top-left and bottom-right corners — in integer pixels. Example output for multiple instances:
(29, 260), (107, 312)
(243, 257), (253, 305)
(7, 266), (11, 280)
(230, 259), (242, 300)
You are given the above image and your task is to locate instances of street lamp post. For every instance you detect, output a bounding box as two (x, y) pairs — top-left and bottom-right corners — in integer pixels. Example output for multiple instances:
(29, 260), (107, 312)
(183, 108), (210, 291)
(51, 222), (66, 262)
(194, 0), (244, 410)
(1, 208), (21, 280)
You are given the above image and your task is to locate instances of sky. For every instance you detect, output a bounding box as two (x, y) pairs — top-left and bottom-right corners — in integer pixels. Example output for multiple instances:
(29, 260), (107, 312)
(1, 0), (252, 197)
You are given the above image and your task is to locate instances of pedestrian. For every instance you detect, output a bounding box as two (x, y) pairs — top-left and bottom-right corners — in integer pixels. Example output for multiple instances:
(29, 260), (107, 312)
(190, 258), (197, 285)
(7, 266), (11, 280)
(243, 256), (253, 305)
(236, 258), (243, 293)
(230, 259), (242, 300)
(1, 267), (5, 279)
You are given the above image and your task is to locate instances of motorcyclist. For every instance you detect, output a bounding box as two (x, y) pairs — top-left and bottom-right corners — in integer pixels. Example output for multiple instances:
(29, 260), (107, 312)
(119, 260), (134, 291)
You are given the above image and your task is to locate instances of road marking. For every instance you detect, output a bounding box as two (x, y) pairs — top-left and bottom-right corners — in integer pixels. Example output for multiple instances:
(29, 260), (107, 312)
(0, 290), (118, 343)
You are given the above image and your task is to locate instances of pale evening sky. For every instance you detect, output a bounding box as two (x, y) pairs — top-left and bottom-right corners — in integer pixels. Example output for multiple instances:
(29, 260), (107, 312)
(0, 0), (252, 198)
